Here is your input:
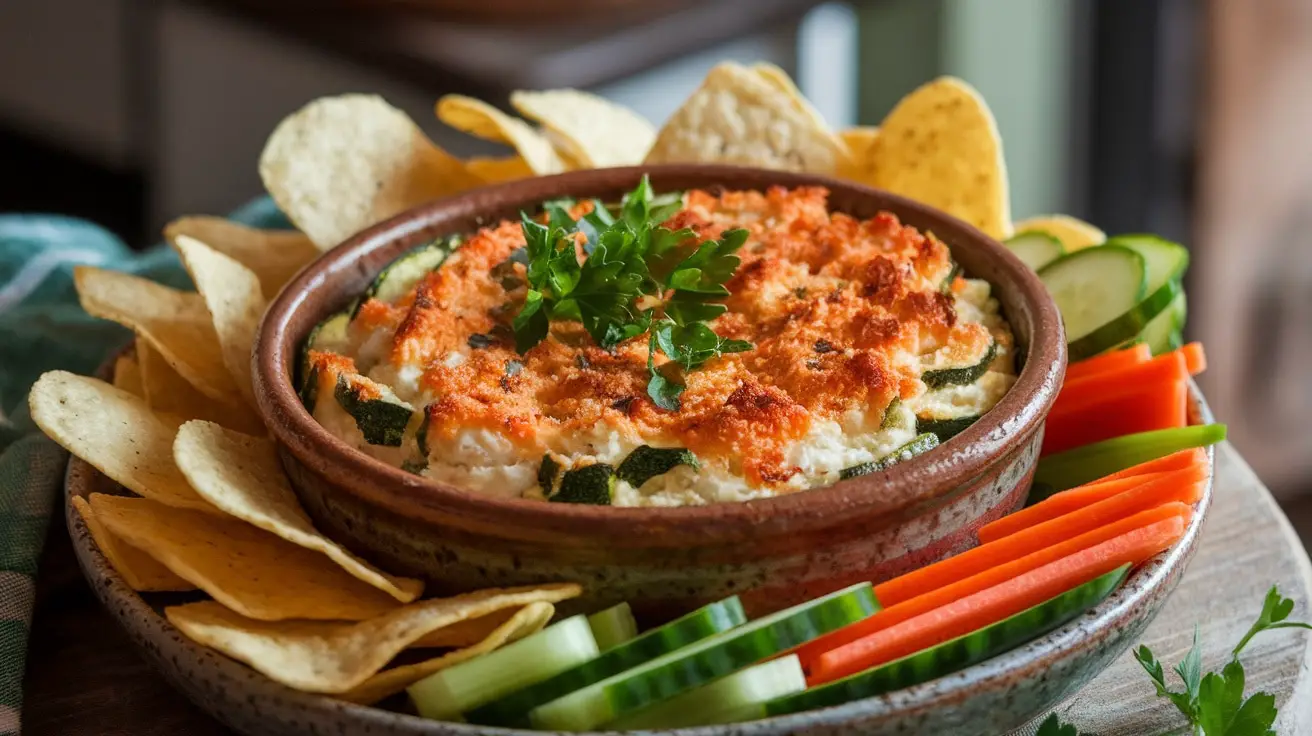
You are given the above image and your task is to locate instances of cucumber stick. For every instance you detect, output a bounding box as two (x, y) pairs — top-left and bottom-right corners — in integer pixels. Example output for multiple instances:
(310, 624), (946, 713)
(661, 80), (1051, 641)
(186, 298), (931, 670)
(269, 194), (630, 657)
(587, 602), (639, 652)
(408, 614), (598, 721)
(1004, 231), (1065, 271)
(1034, 424), (1226, 491)
(528, 583), (877, 731)
(766, 566), (1129, 716)
(607, 655), (806, 730)
(466, 596), (748, 726)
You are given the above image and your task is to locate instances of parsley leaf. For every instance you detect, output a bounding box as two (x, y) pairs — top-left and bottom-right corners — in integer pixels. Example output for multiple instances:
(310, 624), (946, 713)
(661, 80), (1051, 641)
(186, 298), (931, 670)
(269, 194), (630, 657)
(1232, 585), (1312, 658)
(1035, 713), (1086, 736)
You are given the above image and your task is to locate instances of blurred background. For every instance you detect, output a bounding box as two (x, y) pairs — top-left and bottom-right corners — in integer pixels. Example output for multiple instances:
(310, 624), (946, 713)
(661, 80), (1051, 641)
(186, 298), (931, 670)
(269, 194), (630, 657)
(1, 0), (1308, 533)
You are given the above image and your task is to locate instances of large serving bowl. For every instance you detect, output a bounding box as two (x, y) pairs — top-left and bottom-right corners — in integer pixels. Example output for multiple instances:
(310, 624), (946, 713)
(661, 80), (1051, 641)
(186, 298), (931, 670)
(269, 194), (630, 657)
(252, 164), (1066, 620)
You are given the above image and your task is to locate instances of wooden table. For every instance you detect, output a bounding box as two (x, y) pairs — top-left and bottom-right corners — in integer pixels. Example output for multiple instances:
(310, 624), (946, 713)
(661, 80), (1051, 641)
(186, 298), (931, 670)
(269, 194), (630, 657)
(21, 443), (1312, 735)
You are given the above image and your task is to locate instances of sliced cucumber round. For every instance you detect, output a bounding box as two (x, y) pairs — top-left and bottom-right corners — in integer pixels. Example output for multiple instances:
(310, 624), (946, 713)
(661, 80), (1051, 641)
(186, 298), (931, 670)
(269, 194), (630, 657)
(408, 614), (598, 722)
(467, 596), (748, 726)
(1039, 245), (1146, 348)
(607, 655), (806, 730)
(587, 602), (639, 652)
(765, 565), (1130, 716)
(528, 583), (877, 731)
(1004, 231), (1066, 271)
(1140, 290), (1186, 355)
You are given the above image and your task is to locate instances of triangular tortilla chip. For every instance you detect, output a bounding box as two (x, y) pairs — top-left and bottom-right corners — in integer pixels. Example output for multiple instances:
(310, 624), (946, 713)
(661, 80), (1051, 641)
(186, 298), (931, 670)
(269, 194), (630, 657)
(163, 217), (319, 299)
(509, 89), (655, 168)
(837, 126), (880, 181)
(436, 95), (566, 175)
(72, 495), (194, 592)
(112, 351), (143, 398)
(137, 339), (264, 435)
(465, 155), (535, 184)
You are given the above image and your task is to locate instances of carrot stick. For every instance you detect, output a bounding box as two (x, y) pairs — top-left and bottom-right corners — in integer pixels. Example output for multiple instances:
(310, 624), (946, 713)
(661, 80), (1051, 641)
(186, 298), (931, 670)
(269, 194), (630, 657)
(1179, 341), (1206, 376)
(978, 471), (1175, 544)
(1095, 447), (1205, 484)
(1056, 350), (1187, 410)
(810, 516), (1187, 684)
(874, 465), (1205, 607)
(1065, 343), (1151, 382)
(798, 502), (1192, 674)
(1042, 379), (1188, 456)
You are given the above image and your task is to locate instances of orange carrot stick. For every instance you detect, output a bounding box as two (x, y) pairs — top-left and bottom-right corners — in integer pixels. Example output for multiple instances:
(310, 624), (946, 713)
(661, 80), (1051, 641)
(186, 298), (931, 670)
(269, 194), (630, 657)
(1056, 350), (1187, 409)
(1096, 447), (1205, 484)
(797, 502), (1192, 674)
(1179, 341), (1206, 376)
(1042, 379), (1188, 456)
(1065, 343), (1151, 382)
(810, 516), (1187, 684)
(874, 465), (1205, 607)
(978, 472), (1175, 544)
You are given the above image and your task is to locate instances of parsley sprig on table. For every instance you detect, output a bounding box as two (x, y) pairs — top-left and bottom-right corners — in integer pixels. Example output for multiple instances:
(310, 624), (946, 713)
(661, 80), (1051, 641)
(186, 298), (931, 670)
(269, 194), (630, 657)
(511, 176), (752, 410)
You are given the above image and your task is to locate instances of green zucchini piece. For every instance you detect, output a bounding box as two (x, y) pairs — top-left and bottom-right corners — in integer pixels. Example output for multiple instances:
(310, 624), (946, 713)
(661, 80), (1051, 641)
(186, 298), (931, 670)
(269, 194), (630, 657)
(1034, 424), (1226, 492)
(298, 366), (321, 413)
(608, 655), (806, 730)
(409, 614), (598, 722)
(840, 433), (940, 480)
(916, 414), (980, 442)
(354, 237), (458, 314)
(1004, 231), (1065, 271)
(879, 397), (902, 430)
(550, 464), (615, 505)
(940, 261), (962, 294)
(922, 341), (997, 389)
(616, 445), (699, 487)
(528, 583), (877, 731)
(467, 596), (748, 727)
(333, 375), (413, 447)
(296, 310), (351, 399)
(537, 454), (561, 495)
(587, 602), (639, 652)
(1140, 290), (1187, 356)
(766, 565), (1130, 717)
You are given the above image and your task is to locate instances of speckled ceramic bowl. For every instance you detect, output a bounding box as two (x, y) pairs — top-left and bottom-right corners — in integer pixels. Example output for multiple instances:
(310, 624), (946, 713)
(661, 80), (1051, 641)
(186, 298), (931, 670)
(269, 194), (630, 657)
(251, 165), (1066, 621)
(66, 351), (1215, 736)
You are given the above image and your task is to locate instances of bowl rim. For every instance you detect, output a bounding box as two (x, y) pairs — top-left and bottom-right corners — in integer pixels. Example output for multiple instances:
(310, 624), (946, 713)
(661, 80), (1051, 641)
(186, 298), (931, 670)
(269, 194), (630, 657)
(252, 164), (1067, 539)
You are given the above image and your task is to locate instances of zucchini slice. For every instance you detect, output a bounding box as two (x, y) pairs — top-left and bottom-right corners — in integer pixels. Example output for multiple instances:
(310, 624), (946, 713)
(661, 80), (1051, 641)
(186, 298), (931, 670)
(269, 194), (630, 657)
(939, 261), (962, 294)
(916, 414), (979, 442)
(616, 445), (699, 487)
(354, 236), (458, 313)
(549, 464), (615, 505)
(537, 454), (561, 495)
(296, 310), (351, 402)
(839, 433), (940, 480)
(468, 596), (747, 727)
(765, 565), (1129, 717)
(332, 375), (414, 447)
(1004, 231), (1065, 271)
(922, 340), (997, 390)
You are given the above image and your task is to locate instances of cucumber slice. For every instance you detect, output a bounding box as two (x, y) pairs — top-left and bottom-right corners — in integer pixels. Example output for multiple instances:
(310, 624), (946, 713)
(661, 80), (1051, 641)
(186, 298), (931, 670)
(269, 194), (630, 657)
(766, 565), (1129, 716)
(409, 614), (598, 722)
(922, 340), (996, 390)
(1034, 423), (1226, 491)
(1039, 245), (1147, 353)
(528, 583), (877, 731)
(1004, 231), (1065, 271)
(467, 596), (748, 727)
(354, 236), (458, 314)
(587, 602), (639, 652)
(616, 446), (699, 488)
(297, 311), (351, 408)
(1140, 290), (1187, 355)
(916, 414), (979, 442)
(333, 375), (414, 447)
(607, 655), (806, 730)
(840, 433), (940, 480)
(549, 464), (615, 505)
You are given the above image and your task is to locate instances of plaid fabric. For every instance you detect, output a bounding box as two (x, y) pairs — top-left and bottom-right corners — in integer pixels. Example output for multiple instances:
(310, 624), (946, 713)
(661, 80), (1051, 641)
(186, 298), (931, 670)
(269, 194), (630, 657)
(0, 198), (288, 735)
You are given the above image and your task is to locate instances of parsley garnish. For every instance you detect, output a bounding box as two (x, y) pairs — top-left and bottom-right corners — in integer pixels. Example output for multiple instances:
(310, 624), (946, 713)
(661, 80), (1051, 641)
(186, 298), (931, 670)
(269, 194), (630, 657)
(1035, 713), (1086, 736)
(511, 176), (752, 410)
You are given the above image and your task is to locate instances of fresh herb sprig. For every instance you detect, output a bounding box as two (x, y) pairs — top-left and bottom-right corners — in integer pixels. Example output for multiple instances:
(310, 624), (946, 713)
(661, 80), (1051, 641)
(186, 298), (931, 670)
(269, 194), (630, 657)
(1035, 713), (1087, 736)
(511, 176), (752, 410)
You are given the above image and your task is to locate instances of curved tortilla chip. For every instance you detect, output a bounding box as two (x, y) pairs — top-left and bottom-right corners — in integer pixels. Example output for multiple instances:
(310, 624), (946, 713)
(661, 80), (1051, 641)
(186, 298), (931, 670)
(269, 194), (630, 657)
(164, 584), (580, 693)
(92, 494), (400, 621)
(509, 89), (654, 168)
(30, 372), (215, 513)
(163, 217), (319, 299)
(465, 155), (535, 184)
(1012, 214), (1106, 251)
(260, 94), (479, 250)
(866, 76), (1011, 239)
(72, 495), (194, 592)
(644, 62), (846, 174)
(74, 266), (240, 402)
(173, 420), (423, 603)
(837, 126), (880, 181)
(112, 352), (143, 398)
(137, 339), (264, 435)
(436, 95), (566, 175)
(751, 62), (832, 134)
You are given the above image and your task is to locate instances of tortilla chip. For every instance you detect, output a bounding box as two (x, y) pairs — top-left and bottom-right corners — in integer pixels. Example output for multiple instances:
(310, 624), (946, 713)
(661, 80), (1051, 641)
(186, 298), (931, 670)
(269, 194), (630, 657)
(137, 339), (264, 435)
(163, 217), (319, 299)
(92, 493), (400, 621)
(751, 62), (833, 134)
(72, 495), (194, 592)
(865, 77), (1011, 239)
(341, 602), (555, 704)
(837, 126), (880, 181)
(436, 95), (566, 175)
(1012, 214), (1106, 251)
(260, 94), (479, 250)
(411, 606), (523, 649)
(112, 352), (143, 398)
(171, 235), (267, 406)
(465, 155), (535, 184)
(644, 62), (847, 174)
(164, 584), (581, 693)
(29, 372), (216, 513)
(173, 420), (423, 603)
(75, 266), (240, 402)
(509, 89), (655, 168)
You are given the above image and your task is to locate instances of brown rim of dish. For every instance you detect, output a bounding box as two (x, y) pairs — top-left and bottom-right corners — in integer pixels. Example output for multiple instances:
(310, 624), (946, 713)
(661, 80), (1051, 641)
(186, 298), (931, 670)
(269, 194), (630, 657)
(253, 164), (1066, 538)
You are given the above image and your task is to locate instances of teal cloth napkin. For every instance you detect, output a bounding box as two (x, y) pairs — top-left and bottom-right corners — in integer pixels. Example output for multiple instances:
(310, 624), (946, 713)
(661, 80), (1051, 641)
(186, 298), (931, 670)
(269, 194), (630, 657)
(0, 198), (289, 736)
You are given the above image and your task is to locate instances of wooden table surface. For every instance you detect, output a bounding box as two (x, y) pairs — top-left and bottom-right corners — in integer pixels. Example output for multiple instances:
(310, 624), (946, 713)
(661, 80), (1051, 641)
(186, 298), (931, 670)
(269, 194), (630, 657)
(21, 442), (1312, 736)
